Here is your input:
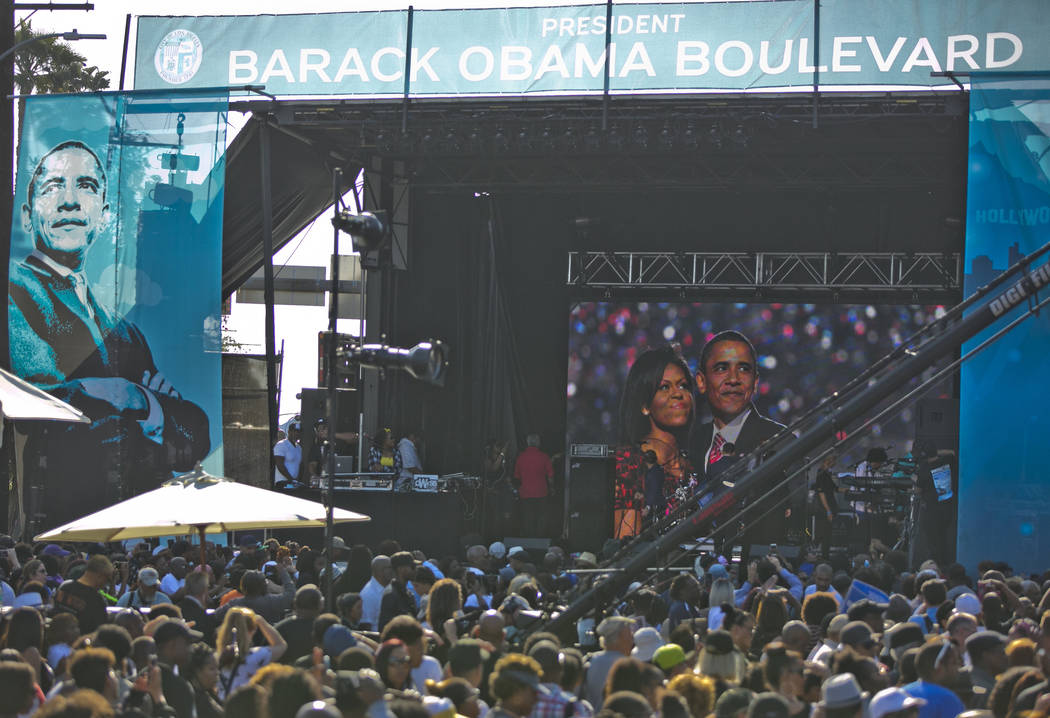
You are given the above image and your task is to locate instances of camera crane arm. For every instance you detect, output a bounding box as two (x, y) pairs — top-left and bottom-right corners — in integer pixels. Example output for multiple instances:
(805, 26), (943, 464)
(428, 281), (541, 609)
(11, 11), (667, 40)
(546, 241), (1050, 634)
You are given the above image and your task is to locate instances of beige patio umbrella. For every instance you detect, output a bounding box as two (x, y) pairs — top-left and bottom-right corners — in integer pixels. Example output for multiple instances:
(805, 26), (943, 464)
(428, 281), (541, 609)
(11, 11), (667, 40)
(0, 366), (88, 424)
(35, 466), (370, 564)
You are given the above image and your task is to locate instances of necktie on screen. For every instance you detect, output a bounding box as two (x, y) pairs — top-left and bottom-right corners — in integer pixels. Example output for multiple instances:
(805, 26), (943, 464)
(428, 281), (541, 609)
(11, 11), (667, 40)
(70, 273), (95, 321)
(708, 433), (726, 466)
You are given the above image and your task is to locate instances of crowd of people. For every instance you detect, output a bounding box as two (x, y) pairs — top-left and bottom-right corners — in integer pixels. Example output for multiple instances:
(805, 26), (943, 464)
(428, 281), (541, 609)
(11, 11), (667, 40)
(0, 532), (1046, 718)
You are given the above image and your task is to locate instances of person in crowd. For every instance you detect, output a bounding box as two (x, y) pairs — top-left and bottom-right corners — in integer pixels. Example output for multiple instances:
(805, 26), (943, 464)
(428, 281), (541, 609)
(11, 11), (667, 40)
(159, 556), (189, 598)
(223, 565), (295, 623)
(153, 619), (201, 717)
(813, 454), (840, 559)
(178, 569), (217, 645)
(902, 638), (966, 718)
(428, 676), (484, 718)
(962, 632), (1008, 709)
(489, 653), (546, 718)
(53, 554), (112, 635)
(361, 555), (393, 631)
(376, 638), (413, 691)
(528, 639), (590, 718)
(382, 615), (442, 692)
(380, 552), (420, 630)
(275, 584), (325, 665)
(582, 616), (635, 707)
(116, 567), (172, 608)
(187, 640), (223, 718)
(614, 345), (697, 539)
(216, 606), (288, 700)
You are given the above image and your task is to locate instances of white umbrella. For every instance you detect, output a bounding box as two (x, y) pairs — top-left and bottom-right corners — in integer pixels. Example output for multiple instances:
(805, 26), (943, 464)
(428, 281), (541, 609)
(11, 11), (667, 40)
(34, 466), (370, 544)
(0, 366), (88, 423)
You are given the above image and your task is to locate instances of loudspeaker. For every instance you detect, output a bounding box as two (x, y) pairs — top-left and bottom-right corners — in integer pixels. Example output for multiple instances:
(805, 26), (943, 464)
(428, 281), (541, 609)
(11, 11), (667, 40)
(567, 449), (613, 552)
(914, 398), (958, 453)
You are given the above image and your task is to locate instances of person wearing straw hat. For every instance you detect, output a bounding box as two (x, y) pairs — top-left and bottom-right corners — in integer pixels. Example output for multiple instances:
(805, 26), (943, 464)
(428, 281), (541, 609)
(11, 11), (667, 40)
(817, 674), (867, 718)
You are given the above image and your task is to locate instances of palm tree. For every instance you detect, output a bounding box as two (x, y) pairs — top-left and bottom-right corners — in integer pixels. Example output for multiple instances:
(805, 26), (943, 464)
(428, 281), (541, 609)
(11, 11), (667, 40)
(12, 20), (110, 95)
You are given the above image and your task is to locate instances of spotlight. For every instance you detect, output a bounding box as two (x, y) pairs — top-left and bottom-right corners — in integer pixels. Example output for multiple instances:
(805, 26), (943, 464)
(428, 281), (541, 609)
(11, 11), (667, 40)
(583, 124), (602, 152)
(731, 124), (749, 147)
(493, 126), (509, 153)
(682, 121), (699, 151)
(331, 210), (390, 253)
(349, 340), (449, 386)
(658, 122), (674, 151)
(631, 122), (649, 150)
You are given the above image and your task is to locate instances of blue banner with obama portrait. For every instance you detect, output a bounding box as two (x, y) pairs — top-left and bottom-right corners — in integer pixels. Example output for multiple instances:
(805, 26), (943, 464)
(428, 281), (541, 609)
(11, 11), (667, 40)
(959, 73), (1050, 574)
(7, 91), (228, 533)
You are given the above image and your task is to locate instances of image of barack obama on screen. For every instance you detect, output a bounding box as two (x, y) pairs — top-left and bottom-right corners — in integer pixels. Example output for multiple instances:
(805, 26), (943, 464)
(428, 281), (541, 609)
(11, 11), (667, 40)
(691, 330), (791, 558)
(9, 140), (210, 527)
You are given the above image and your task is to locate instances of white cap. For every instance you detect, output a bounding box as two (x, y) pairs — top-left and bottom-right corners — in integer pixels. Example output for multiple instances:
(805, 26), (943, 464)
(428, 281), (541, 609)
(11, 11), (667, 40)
(630, 626), (665, 662)
(869, 688), (926, 718)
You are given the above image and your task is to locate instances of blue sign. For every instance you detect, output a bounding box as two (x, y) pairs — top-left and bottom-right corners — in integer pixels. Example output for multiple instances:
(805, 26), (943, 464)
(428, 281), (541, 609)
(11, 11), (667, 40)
(134, 0), (1050, 96)
(959, 73), (1050, 574)
(8, 91), (228, 530)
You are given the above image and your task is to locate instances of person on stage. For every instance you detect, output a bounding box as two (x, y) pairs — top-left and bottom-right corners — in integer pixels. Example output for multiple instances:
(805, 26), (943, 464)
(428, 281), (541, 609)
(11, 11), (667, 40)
(813, 454), (840, 558)
(689, 330), (788, 558)
(613, 344), (696, 538)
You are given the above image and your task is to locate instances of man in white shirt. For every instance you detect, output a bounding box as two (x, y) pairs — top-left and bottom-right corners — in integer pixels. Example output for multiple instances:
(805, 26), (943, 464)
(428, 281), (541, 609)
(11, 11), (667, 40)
(397, 430), (423, 492)
(360, 555), (393, 631)
(274, 421), (303, 486)
(159, 557), (188, 597)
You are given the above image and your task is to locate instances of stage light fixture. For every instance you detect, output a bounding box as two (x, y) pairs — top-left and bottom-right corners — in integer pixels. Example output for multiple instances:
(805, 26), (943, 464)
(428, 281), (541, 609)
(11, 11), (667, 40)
(584, 125), (602, 152)
(632, 122), (649, 150)
(331, 209), (390, 253)
(658, 122), (674, 151)
(682, 121), (699, 151)
(493, 126), (509, 153)
(350, 340), (449, 386)
(708, 123), (723, 150)
(732, 124), (749, 147)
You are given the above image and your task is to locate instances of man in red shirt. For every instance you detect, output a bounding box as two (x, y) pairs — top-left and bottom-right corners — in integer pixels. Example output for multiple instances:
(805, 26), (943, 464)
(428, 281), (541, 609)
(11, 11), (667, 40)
(514, 433), (553, 537)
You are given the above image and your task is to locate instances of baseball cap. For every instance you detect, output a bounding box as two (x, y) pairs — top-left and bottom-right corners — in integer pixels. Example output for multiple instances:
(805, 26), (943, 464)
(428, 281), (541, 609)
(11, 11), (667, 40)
(138, 567), (160, 587)
(708, 563), (729, 579)
(498, 668), (550, 694)
(840, 621), (876, 649)
(596, 616), (635, 639)
(489, 542), (507, 558)
(42, 544), (71, 558)
(954, 593), (982, 616)
(323, 624), (358, 656)
(508, 546), (528, 560)
(153, 620), (203, 646)
(652, 643), (687, 671)
(869, 688), (925, 718)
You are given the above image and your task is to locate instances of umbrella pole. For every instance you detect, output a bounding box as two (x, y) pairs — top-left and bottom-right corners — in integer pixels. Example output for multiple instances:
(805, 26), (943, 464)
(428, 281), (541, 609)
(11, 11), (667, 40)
(196, 525), (207, 573)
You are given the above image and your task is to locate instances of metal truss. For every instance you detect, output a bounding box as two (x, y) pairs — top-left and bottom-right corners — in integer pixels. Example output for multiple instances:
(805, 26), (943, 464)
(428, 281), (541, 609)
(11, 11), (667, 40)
(568, 251), (960, 292)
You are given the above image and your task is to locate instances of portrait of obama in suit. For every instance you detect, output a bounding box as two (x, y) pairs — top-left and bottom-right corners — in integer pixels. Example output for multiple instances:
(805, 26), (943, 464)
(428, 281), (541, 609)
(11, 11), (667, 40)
(9, 140), (210, 527)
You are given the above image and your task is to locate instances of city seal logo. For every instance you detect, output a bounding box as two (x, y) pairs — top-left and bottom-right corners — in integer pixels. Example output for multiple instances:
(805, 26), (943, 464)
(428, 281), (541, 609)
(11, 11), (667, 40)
(154, 29), (203, 84)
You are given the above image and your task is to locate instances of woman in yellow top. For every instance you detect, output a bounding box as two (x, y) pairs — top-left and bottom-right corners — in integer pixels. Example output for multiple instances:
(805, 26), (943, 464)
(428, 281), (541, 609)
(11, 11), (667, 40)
(369, 428), (403, 476)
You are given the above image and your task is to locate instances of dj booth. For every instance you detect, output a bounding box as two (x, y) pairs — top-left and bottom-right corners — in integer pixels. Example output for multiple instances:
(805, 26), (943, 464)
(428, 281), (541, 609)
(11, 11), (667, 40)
(278, 473), (480, 557)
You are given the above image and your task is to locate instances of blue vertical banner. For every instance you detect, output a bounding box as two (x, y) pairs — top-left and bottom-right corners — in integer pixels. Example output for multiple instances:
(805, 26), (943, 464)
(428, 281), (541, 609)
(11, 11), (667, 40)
(8, 91), (227, 530)
(959, 73), (1050, 573)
